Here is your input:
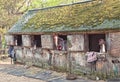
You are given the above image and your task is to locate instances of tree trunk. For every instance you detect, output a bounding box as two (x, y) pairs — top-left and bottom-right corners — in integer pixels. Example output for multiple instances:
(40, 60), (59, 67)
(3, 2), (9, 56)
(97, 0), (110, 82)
(0, 35), (2, 49)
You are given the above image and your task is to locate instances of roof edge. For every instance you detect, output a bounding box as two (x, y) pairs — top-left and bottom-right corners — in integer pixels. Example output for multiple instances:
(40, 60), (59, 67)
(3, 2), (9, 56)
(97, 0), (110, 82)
(28, 0), (92, 12)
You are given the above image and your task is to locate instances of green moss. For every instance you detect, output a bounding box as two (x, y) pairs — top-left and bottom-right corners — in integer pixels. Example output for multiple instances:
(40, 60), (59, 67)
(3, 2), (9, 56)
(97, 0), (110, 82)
(25, 0), (120, 29)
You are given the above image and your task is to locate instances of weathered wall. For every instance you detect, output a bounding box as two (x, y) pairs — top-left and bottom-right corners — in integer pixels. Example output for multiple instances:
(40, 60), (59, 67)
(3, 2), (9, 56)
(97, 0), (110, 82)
(14, 34), (86, 71)
(24, 48), (34, 65)
(109, 32), (120, 57)
(15, 48), (68, 67)
(70, 52), (87, 73)
(71, 52), (86, 67)
(68, 35), (84, 51)
(32, 48), (43, 66)
(51, 50), (67, 67)
(41, 35), (54, 49)
(14, 46), (23, 62)
(15, 47), (85, 71)
(5, 35), (14, 45)
(22, 35), (31, 47)
(7, 32), (120, 79)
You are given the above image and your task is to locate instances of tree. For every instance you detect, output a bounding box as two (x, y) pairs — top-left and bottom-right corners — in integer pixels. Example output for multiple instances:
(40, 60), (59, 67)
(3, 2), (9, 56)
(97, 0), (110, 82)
(0, 0), (86, 29)
(0, 0), (90, 48)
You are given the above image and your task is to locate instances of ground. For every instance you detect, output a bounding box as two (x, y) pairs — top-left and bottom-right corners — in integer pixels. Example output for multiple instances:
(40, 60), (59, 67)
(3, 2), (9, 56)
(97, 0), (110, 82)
(0, 55), (105, 82)
(0, 56), (44, 82)
(0, 72), (44, 82)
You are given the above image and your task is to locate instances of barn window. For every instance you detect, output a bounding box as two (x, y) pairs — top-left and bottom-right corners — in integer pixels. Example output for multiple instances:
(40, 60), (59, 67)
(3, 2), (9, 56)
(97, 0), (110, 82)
(14, 35), (22, 46)
(54, 35), (67, 51)
(88, 34), (105, 52)
(32, 35), (41, 48)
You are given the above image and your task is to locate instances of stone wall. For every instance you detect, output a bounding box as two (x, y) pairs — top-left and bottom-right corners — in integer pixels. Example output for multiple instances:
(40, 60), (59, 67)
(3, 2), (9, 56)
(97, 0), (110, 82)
(10, 33), (120, 77)
(22, 35), (31, 47)
(110, 32), (120, 57)
(14, 46), (86, 71)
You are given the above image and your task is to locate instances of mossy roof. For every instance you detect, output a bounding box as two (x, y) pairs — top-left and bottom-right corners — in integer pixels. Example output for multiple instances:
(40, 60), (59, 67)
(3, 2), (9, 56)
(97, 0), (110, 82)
(8, 0), (120, 34)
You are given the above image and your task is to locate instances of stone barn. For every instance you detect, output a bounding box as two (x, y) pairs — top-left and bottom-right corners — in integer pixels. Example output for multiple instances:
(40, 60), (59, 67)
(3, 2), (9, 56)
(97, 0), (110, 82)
(6, 0), (120, 76)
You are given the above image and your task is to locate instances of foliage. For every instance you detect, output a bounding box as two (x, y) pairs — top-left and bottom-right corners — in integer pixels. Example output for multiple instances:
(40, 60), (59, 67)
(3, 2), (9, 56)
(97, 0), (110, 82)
(0, 0), (84, 29)
(0, 28), (7, 49)
(0, 0), (85, 48)
(25, 0), (120, 29)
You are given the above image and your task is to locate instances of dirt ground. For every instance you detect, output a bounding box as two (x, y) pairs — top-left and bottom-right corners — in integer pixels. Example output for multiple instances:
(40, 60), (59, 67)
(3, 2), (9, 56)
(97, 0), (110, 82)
(0, 56), (45, 82)
(0, 72), (45, 82)
(0, 55), (105, 82)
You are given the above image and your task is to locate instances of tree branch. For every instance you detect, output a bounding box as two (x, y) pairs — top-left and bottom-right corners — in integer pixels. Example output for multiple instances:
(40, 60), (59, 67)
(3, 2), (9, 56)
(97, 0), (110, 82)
(15, 0), (26, 14)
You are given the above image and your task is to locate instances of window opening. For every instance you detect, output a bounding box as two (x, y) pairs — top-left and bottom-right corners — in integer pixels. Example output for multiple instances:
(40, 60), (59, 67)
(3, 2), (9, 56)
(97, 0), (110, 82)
(14, 35), (22, 46)
(33, 35), (41, 48)
(54, 35), (67, 51)
(88, 34), (105, 52)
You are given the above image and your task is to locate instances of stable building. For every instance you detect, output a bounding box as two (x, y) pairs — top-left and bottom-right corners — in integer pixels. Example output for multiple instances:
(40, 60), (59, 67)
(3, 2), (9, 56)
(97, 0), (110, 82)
(6, 0), (120, 74)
